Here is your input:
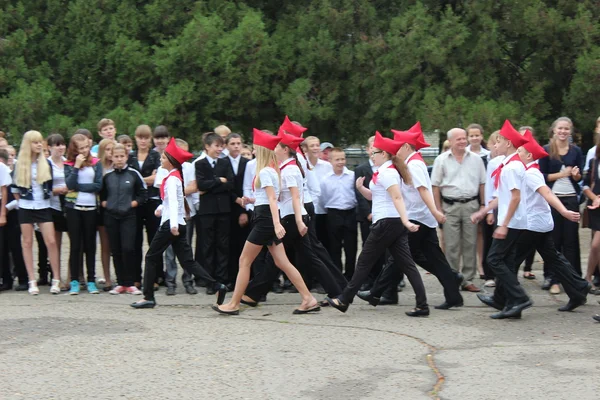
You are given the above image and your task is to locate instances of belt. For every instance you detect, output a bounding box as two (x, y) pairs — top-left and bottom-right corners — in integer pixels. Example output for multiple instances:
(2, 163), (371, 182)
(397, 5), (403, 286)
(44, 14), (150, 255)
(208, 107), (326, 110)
(442, 195), (479, 205)
(73, 205), (97, 211)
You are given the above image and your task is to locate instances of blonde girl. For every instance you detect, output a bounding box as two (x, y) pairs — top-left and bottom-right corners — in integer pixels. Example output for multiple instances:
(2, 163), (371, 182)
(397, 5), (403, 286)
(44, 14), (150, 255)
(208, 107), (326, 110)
(97, 138), (115, 290)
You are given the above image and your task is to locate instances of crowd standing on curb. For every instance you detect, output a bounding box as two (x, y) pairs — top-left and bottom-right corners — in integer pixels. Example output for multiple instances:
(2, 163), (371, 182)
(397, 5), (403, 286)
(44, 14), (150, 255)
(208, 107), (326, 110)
(1, 116), (600, 322)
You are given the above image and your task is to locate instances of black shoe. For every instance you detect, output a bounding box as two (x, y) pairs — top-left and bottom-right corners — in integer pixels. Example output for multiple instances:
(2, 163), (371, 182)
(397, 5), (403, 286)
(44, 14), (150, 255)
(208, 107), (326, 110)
(282, 279), (292, 289)
(495, 300), (533, 319)
(357, 290), (380, 307)
(166, 286), (176, 296)
(593, 276), (600, 287)
(292, 305), (321, 314)
(184, 285), (198, 295)
(214, 283), (227, 305)
(15, 283), (28, 291)
(477, 293), (503, 311)
(0, 283), (13, 291)
(399, 279), (406, 288)
(593, 315), (600, 322)
(434, 300), (464, 310)
(490, 310), (522, 319)
(558, 298), (587, 312)
(225, 283), (235, 292)
(272, 283), (284, 294)
(312, 284), (327, 294)
(195, 279), (207, 288)
(360, 282), (372, 291)
(379, 295), (398, 305)
(37, 277), (49, 286)
(259, 294), (267, 302)
(406, 307), (430, 317)
(206, 286), (216, 295)
(211, 304), (239, 315)
(325, 297), (349, 313)
(241, 298), (258, 307)
(286, 285), (299, 293)
(130, 300), (156, 309)
(541, 279), (552, 290)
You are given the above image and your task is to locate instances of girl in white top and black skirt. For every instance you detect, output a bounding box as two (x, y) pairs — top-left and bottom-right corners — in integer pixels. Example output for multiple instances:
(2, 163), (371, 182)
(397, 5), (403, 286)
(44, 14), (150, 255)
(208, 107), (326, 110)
(242, 130), (346, 305)
(131, 138), (226, 309)
(12, 131), (61, 295)
(212, 129), (319, 315)
(326, 132), (429, 317)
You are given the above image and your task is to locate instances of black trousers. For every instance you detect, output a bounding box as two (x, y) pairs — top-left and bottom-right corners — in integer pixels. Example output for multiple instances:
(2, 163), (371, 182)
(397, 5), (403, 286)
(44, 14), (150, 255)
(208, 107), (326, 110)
(66, 208), (97, 283)
(143, 222), (216, 301)
(245, 213), (347, 301)
(370, 221), (462, 305)
(36, 230), (50, 279)
(547, 196), (581, 281)
(494, 230), (588, 307)
(481, 216), (496, 280)
(339, 218), (428, 308)
(135, 199), (162, 283)
(1, 211), (27, 286)
(228, 212), (250, 284)
(326, 208), (358, 279)
(197, 213), (230, 283)
(315, 213), (330, 252)
(360, 219), (384, 284)
(486, 228), (529, 309)
(105, 213), (137, 287)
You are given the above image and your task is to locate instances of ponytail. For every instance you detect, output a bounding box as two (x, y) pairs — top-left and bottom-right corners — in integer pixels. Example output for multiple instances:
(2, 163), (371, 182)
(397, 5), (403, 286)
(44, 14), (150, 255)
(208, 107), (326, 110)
(297, 145), (312, 171)
(392, 155), (413, 186)
(288, 147), (305, 178)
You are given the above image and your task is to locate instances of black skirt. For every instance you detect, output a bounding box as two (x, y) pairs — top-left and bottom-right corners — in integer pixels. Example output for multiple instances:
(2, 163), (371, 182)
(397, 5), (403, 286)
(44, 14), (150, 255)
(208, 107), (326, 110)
(587, 207), (600, 231)
(51, 209), (68, 232)
(18, 208), (53, 225)
(247, 205), (282, 246)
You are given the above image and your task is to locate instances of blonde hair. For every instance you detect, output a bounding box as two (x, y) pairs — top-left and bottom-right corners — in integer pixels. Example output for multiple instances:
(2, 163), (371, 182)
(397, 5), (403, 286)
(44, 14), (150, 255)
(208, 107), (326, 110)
(135, 124), (152, 138)
(98, 138), (115, 172)
(254, 145), (280, 189)
(214, 125), (231, 137)
(487, 130), (501, 145)
(175, 138), (189, 151)
(15, 130), (52, 187)
(548, 116), (573, 160)
(442, 140), (451, 152)
(97, 118), (115, 132)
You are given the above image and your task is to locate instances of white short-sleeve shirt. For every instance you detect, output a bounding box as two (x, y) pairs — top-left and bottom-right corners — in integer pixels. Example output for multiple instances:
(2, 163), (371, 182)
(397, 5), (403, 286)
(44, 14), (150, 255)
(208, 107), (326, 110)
(0, 163), (12, 199)
(279, 159), (307, 218)
(523, 163), (553, 233)
(254, 167), (280, 207)
(497, 153), (527, 230)
(369, 160), (401, 223)
(402, 153), (437, 228)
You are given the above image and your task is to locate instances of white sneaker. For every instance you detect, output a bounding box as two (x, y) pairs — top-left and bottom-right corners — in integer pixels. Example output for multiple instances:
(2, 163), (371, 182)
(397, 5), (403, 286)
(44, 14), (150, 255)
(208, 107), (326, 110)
(50, 279), (61, 294)
(28, 281), (39, 295)
(484, 280), (496, 287)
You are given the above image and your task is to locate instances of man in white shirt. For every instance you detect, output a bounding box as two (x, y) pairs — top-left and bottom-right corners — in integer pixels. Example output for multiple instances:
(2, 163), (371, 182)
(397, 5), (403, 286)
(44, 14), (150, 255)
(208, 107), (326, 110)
(320, 148), (358, 280)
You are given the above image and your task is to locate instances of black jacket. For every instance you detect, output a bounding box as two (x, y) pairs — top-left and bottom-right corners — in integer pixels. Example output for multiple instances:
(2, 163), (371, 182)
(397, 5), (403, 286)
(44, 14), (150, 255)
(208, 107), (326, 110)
(354, 161), (374, 222)
(11, 160), (54, 200)
(196, 157), (234, 215)
(128, 149), (161, 199)
(100, 166), (147, 218)
(229, 156), (249, 218)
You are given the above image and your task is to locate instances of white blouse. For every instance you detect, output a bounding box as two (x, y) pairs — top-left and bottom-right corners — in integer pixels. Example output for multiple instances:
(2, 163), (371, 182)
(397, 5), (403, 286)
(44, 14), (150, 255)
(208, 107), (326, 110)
(279, 158), (307, 218)
(369, 160), (401, 223)
(254, 167), (280, 207)
(160, 174), (186, 229)
(48, 158), (65, 211)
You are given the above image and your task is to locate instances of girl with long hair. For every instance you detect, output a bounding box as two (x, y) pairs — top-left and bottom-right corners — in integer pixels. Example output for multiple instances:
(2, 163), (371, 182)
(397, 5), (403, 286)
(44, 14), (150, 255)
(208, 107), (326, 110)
(97, 138), (115, 290)
(538, 117), (584, 294)
(64, 133), (103, 295)
(13, 131), (61, 295)
(212, 129), (319, 315)
(47, 133), (68, 288)
(131, 138), (226, 308)
(326, 132), (429, 317)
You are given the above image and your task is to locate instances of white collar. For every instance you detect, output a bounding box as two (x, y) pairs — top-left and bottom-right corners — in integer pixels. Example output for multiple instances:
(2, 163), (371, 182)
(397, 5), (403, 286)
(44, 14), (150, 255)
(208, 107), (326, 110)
(502, 151), (519, 165)
(205, 155), (217, 165)
(229, 154), (241, 163)
(406, 152), (418, 162)
(279, 157), (295, 168)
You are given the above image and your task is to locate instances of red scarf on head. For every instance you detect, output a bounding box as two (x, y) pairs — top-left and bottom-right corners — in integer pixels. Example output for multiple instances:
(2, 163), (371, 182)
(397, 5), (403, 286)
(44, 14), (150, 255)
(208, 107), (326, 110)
(372, 164), (396, 185)
(526, 163), (540, 171)
(407, 152), (425, 164)
(160, 170), (183, 200)
(491, 153), (522, 189)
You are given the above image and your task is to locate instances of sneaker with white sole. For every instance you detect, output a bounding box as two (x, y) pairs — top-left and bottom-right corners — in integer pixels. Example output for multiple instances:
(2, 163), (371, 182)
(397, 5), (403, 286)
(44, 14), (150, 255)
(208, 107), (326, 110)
(126, 286), (142, 295)
(483, 280), (496, 287)
(50, 279), (61, 294)
(69, 280), (80, 295)
(109, 285), (127, 295)
(28, 280), (39, 295)
(87, 282), (100, 294)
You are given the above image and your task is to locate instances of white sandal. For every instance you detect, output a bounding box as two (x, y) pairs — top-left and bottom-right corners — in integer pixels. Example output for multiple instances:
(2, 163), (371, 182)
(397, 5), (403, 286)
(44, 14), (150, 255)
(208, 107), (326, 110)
(28, 280), (40, 295)
(50, 279), (61, 294)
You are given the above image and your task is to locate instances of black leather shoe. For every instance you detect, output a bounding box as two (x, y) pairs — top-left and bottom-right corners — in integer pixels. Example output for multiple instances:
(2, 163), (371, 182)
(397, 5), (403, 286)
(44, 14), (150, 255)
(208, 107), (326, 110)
(130, 300), (156, 309)
(379, 295), (398, 305)
(490, 310), (522, 319)
(0, 283), (13, 291)
(214, 283), (227, 305)
(211, 304), (239, 315)
(272, 284), (284, 294)
(593, 314), (600, 322)
(225, 283), (234, 292)
(434, 300), (464, 310)
(241, 297), (258, 307)
(477, 293), (503, 311)
(360, 282), (372, 291)
(195, 279), (207, 288)
(501, 299), (533, 318)
(325, 297), (349, 313)
(15, 283), (28, 291)
(541, 279), (552, 290)
(184, 285), (198, 295)
(166, 286), (176, 296)
(206, 286), (216, 295)
(357, 290), (380, 307)
(558, 298), (587, 312)
(406, 307), (430, 317)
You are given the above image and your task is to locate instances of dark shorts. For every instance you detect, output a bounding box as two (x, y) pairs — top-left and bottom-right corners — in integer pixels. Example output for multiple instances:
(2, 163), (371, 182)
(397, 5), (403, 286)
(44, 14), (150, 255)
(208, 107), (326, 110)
(18, 208), (53, 225)
(247, 205), (282, 247)
(97, 207), (105, 227)
(51, 209), (68, 232)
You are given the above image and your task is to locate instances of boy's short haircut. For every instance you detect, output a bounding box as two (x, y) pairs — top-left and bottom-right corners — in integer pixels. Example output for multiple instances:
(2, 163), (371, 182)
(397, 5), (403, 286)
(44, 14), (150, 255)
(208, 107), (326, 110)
(214, 125), (231, 137)
(117, 134), (132, 144)
(135, 125), (152, 138)
(175, 138), (189, 151)
(203, 132), (225, 147)
(0, 149), (8, 163)
(47, 133), (66, 147)
(97, 118), (115, 131)
(112, 143), (127, 153)
(73, 128), (93, 140)
(153, 125), (169, 139)
(226, 133), (242, 144)
(330, 147), (345, 154)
